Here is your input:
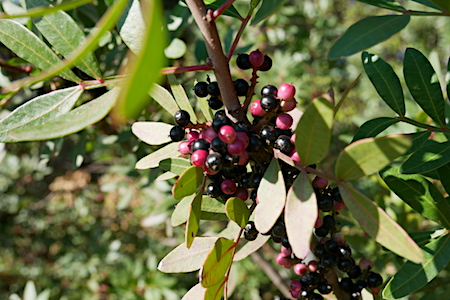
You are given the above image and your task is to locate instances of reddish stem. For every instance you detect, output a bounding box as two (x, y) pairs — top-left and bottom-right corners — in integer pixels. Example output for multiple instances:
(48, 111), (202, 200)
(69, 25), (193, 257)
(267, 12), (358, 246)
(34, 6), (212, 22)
(226, 14), (251, 61)
(161, 64), (213, 75)
(242, 67), (259, 111)
(212, 0), (240, 20)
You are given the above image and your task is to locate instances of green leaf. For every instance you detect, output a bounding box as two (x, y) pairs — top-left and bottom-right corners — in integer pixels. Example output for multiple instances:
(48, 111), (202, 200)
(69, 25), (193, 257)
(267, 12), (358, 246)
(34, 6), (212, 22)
(447, 57), (450, 101)
(335, 134), (412, 180)
(24, 0), (102, 79)
(383, 234), (450, 299)
(295, 96), (334, 165)
(23, 281), (37, 300)
(233, 234), (270, 261)
(172, 166), (204, 199)
(113, 0), (166, 121)
(412, 0), (442, 10)
(186, 192), (203, 248)
(401, 140), (450, 174)
(197, 96), (213, 122)
(117, 0), (145, 54)
(225, 197), (250, 228)
(136, 142), (181, 169)
(285, 170), (317, 260)
(181, 283), (205, 300)
(328, 15), (410, 59)
(159, 157), (191, 175)
(437, 163), (450, 196)
(0, 19), (80, 82)
(404, 131), (431, 156)
(8, 88), (119, 141)
(201, 237), (235, 287)
(199, 197), (228, 221)
(165, 38), (187, 59)
(251, 0), (287, 25)
(352, 117), (399, 142)
(431, 0), (450, 11)
(339, 183), (423, 263)
(254, 158), (286, 234)
(380, 166), (450, 228)
(171, 194), (194, 227)
(362, 52), (405, 115)
(132, 122), (173, 145)
(158, 237), (218, 273)
(404, 48), (445, 126)
(356, 0), (404, 11)
(205, 279), (226, 300)
(208, 0), (242, 19)
(0, 86), (82, 142)
(167, 74), (198, 124)
(148, 83), (180, 116)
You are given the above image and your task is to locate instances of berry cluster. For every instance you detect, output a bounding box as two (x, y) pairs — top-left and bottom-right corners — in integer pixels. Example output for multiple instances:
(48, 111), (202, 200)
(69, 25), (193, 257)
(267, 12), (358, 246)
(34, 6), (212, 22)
(194, 77), (250, 110)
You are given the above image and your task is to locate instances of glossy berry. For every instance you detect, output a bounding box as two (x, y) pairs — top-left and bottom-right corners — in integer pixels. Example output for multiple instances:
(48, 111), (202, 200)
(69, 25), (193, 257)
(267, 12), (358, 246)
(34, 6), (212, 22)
(321, 255), (336, 269)
(347, 266), (362, 279)
(337, 257), (355, 272)
(339, 278), (354, 293)
(244, 221), (258, 240)
(221, 179), (237, 194)
(322, 215), (336, 230)
(337, 244), (352, 258)
(227, 139), (246, 156)
(205, 153), (223, 172)
(211, 136), (228, 153)
(331, 187), (343, 202)
(324, 239), (339, 254)
(206, 182), (222, 198)
(278, 83), (296, 101)
(208, 97), (223, 110)
(202, 127), (217, 143)
(236, 131), (249, 147)
(207, 81), (220, 96)
(300, 290), (311, 299)
(235, 187), (249, 201)
(249, 50), (264, 67)
(274, 135), (294, 154)
(275, 113), (293, 130)
(280, 99), (297, 112)
(191, 138), (210, 152)
(174, 110), (190, 126)
(194, 81), (208, 97)
(223, 153), (239, 169)
(299, 273), (312, 286)
(212, 116), (230, 132)
(236, 53), (252, 70)
(238, 150), (249, 165)
(271, 221), (286, 238)
(250, 99), (267, 117)
(260, 95), (278, 112)
(234, 78), (249, 96)
(318, 194), (334, 212)
(178, 141), (191, 155)
(290, 279), (302, 292)
(367, 272), (383, 288)
(247, 134), (263, 152)
(190, 149), (208, 167)
(276, 253), (288, 266)
(354, 280), (367, 292)
(312, 176), (328, 189)
(260, 125), (277, 145)
(170, 126), (185, 142)
(218, 125), (237, 144)
(261, 85), (278, 97)
(317, 282), (332, 294)
(259, 55), (272, 71)
(315, 226), (329, 237)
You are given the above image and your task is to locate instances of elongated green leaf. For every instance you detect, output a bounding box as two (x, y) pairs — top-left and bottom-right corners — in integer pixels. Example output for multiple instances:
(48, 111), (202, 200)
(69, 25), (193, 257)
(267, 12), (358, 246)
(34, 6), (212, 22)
(295, 96), (334, 165)
(339, 183), (423, 263)
(383, 234), (450, 299)
(201, 197), (226, 214)
(205, 279), (226, 300)
(437, 163), (450, 196)
(159, 157), (191, 175)
(0, 19), (80, 82)
(431, 0), (450, 11)
(1, 0), (92, 19)
(254, 158), (286, 234)
(132, 121), (174, 146)
(208, 0), (242, 19)
(328, 15), (410, 59)
(251, 0), (287, 25)
(181, 283), (205, 300)
(285, 170), (317, 260)
(158, 237), (218, 273)
(172, 195), (227, 227)
(404, 48), (445, 126)
(201, 237), (235, 287)
(25, 0), (102, 79)
(357, 0), (404, 11)
(8, 88), (119, 141)
(380, 166), (450, 228)
(225, 197), (250, 228)
(168, 74), (198, 124)
(447, 57), (450, 101)
(352, 117), (399, 142)
(172, 194), (195, 227)
(404, 131), (431, 156)
(412, 0), (442, 10)
(336, 134), (412, 180)
(401, 140), (450, 174)
(186, 192), (203, 248)
(0, 86), (82, 142)
(113, 0), (166, 121)
(117, 0), (145, 54)
(172, 166), (204, 199)
(197, 96), (213, 122)
(149, 83), (180, 116)
(136, 142), (181, 169)
(362, 52), (405, 115)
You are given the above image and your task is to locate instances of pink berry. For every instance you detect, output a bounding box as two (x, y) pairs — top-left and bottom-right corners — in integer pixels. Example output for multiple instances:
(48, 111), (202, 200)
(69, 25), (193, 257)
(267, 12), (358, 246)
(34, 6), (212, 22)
(281, 246), (292, 256)
(290, 133), (296, 144)
(236, 132), (249, 147)
(190, 149), (208, 167)
(187, 131), (199, 142)
(371, 287), (381, 295)
(359, 258), (374, 270)
(238, 150), (249, 165)
(334, 200), (346, 211)
(278, 83), (296, 101)
(221, 179), (237, 194)
(275, 113), (293, 130)
(290, 279), (302, 292)
(249, 50), (264, 67)
(314, 215), (323, 228)
(218, 125), (236, 144)
(235, 187), (249, 201)
(308, 260), (318, 272)
(227, 138), (246, 155)
(276, 253), (287, 266)
(312, 176), (328, 189)
(293, 263), (308, 276)
(290, 290), (300, 299)
(290, 151), (301, 163)
(178, 141), (191, 155)
(283, 260), (293, 269)
(250, 99), (267, 117)
(202, 127), (217, 143)
(280, 99), (297, 112)
(332, 232), (345, 244)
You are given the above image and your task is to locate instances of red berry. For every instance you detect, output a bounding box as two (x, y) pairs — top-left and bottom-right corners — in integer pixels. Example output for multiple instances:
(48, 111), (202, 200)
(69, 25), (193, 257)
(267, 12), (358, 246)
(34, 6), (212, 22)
(290, 290), (300, 299)
(190, 149), (208, 167)
(275, 113), (293, 130)
(294, 263), (308, 276)
(218, 125), (237, 144)
(278, 83), (296, 101)
(235, 187), (249, 200)
(308, 260), (318, 272)
(250, 99), (267, 117)
(290, 151), (301, 163)
(334, 200), (346, 211)
(238, 150), (249, 165)
(280, 99), (297, 112)
(178, 141), (191, 155)
(314, 215), (323, 228)
(312, 176), (328, 189)
(227, 138), (246, 155)
(187, 131), (199, 142)
(249, 50), (264, 67)
(202, 127), (217, 143)
(221, 179), (237, 194)
(236, 132), (249, 147)
(290, 279), (302, 292)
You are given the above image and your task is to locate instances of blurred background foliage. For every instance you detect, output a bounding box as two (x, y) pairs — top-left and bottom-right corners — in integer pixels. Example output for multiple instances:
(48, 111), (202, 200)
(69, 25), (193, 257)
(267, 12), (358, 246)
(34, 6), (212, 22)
(1, 0), (450, 299)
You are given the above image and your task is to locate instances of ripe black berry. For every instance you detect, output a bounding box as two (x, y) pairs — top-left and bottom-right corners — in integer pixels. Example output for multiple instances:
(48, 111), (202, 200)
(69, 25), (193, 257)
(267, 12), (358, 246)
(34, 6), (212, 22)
(259, 55), (272, 71)
(260, 95), (278, 112)
(354, 280), (367, 292)
(191, 138), (210, 152)
(322, 215), (336, 229)
(317, 282), (332, 294)
(206, 182), (222, 198)
(339, 278), (354, 293)
(246, 134), (263, 152)
(207, 81), (220, 96)
(212, 116), (230, 132)
(338, 244), (352, 258)
(299, 273), (312, 286)
(260, 125), (277, 145)
(337, 257), (355, 273)
(300, 290), (311, 299)
(314, 243), (326, 258)
(310, 272), (321, 285)
(223, 153), (239, 169)
(321, 255), (336, 269)
(261, 85), (278, 97)
(331, 187), (342, 202)
(169, 126), (185, 142)
(234, 78), (249, 96)
(205, 153), (223, 172)
(244, 221), (259, 241)
(194, 81), (208, 97)
(208, 97), (223, 110)
(318, 194), (334, 212)
(174, 110), (190, 126)
(347, 266), (362, 279)
(324, 239), (339, 254)
(271, 221), (286, 238)
(274, 135), (294, 154)
(211, 136), (228, 153)
(367, 271), (383, 288)
(315, 226), (329, 237)
(236, 53), (252, 70)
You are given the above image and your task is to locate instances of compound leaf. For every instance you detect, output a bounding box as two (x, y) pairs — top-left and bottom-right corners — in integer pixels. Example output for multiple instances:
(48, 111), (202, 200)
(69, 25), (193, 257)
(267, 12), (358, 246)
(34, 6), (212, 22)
(201, 237), (235, 287)
(328, 15), (410, 59)
(172, 166), (204, 199)
(336, 134), (412, 180)
(149, 83), (180, 116)
(135, 142), (181, 169)
(132, 122), (173, 145)
(352, 117), (399, 142)
(401, 140), (450, 174)
(225, 197), (250, 228)
(339, 183), (423, 263)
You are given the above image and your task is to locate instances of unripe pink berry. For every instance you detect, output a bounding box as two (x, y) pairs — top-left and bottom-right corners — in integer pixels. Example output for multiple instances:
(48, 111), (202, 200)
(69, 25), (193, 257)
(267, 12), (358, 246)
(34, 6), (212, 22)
(278, 83), (296, 101)
(314, 215), (323, 228)
(187, 131), (199, 142)
(190, 149), (208, 167)
(359, 258), (374, 270)
(227, 138), (246, 155)
(332, 232), (345, 244)
(290, 290), (300, 299)
(290, 151), (301, 163)
(290, 133), (296, 144)
(293, 263), (308, 276)
(202, 127), (217, 143)
(221, 179), (237, 194)
(290, 279), (302, 292)
(308, 260), (318, 272)
(178, 141), (191, 155)
(250, 99), (267, 117)
(235, 187), (249, 201)
(283, 260), (293, 269)
(236, 132), (249, 147)
(276, 253), (287, 266)
(280, 98), (297, 112)
(218, 125), (236, 144)
(281, 246), (292, 256)
(312, 176), (328, 189)
(334, 200), (346, 211)
(275, 113), (293, 130)
(249, 50), (264, 67)
(238, 150), (249, 165)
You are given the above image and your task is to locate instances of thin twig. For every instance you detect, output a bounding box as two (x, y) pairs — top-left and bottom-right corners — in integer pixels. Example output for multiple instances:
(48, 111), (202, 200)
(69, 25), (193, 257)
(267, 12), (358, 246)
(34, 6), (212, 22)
(161, 64), (213, 75)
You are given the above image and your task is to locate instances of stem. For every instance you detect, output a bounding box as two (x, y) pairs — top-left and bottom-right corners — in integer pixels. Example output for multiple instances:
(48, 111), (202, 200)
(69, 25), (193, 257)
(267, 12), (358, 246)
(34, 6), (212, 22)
(397, 116), (449, 132)
(403, 10), (450, 16)
(226, 14), (252, 61)
(242, 67), (259, 111)
(212, 0), (240, 20)
(186, 0), (247, 124)
(161, 64), (213, 75)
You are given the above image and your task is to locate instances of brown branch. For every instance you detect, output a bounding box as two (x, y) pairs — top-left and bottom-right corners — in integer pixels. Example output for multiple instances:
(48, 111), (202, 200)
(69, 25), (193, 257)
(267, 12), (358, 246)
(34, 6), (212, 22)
(185, 0), (248, 124)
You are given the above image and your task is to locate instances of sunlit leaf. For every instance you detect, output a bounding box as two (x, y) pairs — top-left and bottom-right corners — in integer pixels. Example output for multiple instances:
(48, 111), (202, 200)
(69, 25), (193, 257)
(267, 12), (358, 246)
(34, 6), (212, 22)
(233, 234), (270, 261)
(404, 131), (431, 156)
(225, 197), (250, 228)
(168, 74), (198, 124)
(132, 122), (173, 145)
(8, 88), (119, 141)
(158, 237), (218, 273)
(186, 191), (203, 248)
(383, 234), (450, 299)
(339, 183), (423, 263)
(172, 195), (227, 227)
(135, 142), (181, 169)
(362, 52), (405, 115)
(0, 86), (82, 142)
(335, 134), (412, 180)
(251, 0), (287, 25)
(181, 283), (205, 300)
(400, 140), (450, 174)
(172, 166), (204, 199)
(172, 194), (194, 227)
(328, 15), (410, 59)
(159, 157), (191, 175)
(201, 237), (235, 287)
(352, 117), (399, 142)
(117, 0), (145, 54)
(285, 170), (317, 259)
(149, 83), (180, 116)
(254, 158), (286, 234)
(205, 279), (226, 300)
(295, 96), (334, 165)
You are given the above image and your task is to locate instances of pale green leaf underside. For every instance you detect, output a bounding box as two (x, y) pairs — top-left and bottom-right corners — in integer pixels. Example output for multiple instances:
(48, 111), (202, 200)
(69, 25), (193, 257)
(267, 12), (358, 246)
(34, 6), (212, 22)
(136, 142), (181, 169)
(132, 121), (173, 145)
(117, 0), (145, 54)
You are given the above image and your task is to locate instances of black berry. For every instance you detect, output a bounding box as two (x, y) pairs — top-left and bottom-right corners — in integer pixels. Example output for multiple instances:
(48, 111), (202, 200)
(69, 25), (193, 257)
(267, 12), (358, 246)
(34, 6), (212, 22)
(170, 126), (185, 142)
(208, 97), (224, 110)
(234, 79), (249, 96)
(236, 53), (252, 70)
(194, 81), (208, 97)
